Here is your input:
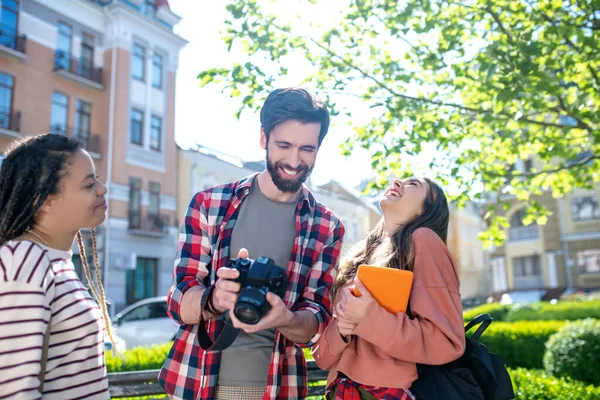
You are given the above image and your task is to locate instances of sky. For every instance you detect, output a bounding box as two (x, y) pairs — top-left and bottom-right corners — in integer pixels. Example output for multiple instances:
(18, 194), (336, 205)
(166, 0), (377, 188)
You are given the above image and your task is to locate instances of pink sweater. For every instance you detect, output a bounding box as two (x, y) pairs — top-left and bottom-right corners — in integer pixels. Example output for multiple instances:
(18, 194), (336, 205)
(312, 228), (466, 390)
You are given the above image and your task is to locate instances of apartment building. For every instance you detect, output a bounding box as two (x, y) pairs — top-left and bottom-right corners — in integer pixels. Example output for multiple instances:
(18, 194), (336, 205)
(487, 161), (600, 300)
(447, 202), (490, 300)
(0, 0), (186, 313)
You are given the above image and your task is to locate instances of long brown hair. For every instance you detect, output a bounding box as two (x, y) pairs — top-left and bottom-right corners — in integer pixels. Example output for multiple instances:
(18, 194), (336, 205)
(333, 178), (449, 298)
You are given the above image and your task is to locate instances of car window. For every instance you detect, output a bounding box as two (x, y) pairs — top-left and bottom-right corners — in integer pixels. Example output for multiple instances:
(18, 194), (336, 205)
(148, 302), (168, 319)
(120, 304), (152, 323)
(120, 302), (168, 323)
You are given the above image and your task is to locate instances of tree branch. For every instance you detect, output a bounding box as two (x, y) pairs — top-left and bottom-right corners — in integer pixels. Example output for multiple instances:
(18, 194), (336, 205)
(305, 36), (569, 129)
(484, 5), (532, 63)
(488, 153), (600, 178)
(538, 12), (600, 92)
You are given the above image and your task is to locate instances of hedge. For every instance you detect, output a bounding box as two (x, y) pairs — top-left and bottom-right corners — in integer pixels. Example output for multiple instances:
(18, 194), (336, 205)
(510, 368), (600, 400)
(463, 301), (600, 323)
(105, 343), (600, 400)
(544, 319), (600, 385)
(106, 343), (172, 373)
(463, 302), (511, 322)
(106, 321), (568, 373)
(476, 321), (567, 369)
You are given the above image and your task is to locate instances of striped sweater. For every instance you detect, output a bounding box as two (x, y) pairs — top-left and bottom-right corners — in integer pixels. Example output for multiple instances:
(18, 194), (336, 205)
(0, 240), (109, 400)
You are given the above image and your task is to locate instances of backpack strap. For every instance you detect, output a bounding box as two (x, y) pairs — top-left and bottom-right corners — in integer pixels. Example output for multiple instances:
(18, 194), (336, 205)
(464, 313), (492, 342)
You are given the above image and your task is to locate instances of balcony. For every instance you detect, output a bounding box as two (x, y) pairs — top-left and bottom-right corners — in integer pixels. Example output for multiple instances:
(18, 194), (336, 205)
(0, 109), (21, 138)
(53, 51), (104, 90)
(128, 212), (170, 237)
(0, 26), (27, 60)
(509, 225), (540, 242)
(514, 275), (545, 290)
(50, 125), (102, 156)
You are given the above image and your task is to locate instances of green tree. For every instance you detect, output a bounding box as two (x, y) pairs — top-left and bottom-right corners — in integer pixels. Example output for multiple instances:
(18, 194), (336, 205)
(198, 0), (600, 246)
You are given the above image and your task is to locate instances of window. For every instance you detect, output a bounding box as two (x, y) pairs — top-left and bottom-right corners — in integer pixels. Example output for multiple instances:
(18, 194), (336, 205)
(56, 22), (72, 70)
(75, 100), (91, 145)
(128, 177), (142, 228)
(120, 301), (167, 323)
(0, 0), (19, 49)
(140, 0), (156, 17)
(513, 255), (541, 277)
(131, 44), (145, 81)
(150, 115), (161, 151)
(152, 53), (163, 88)
(79, 33), (94, 79)
(352, 222), (358, 242)
(125, 257), (158, 305)
(578, 250), (600, 274)
(0, 72), (14, 130)
(509, 209), (539, 241)
(571, 196), (600, 221)
(130, 108), (144, 145)
(148, 182), (160, 217)
(50, 92), (68, 135)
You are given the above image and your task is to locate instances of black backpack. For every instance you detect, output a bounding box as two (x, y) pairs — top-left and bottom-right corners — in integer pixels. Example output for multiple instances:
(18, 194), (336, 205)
(409, 314), (515, 400)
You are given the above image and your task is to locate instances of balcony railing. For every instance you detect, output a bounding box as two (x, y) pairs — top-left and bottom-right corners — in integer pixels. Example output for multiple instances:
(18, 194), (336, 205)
(128, 212), (170, 236)
(54, 51), (103, 86)
(513, 275), (544, 290)
(509, 225), (539, 242)
(0, 25), (26, 54)
(0, 109), (21, 132)
(50, 125), (101, 154)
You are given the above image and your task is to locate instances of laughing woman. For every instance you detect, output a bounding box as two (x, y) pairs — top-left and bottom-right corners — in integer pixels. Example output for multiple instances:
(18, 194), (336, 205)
(312, 177), (465, 400)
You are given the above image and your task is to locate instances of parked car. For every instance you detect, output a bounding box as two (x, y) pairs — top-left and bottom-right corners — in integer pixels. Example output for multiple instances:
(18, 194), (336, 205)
(112, 296), (179, 350)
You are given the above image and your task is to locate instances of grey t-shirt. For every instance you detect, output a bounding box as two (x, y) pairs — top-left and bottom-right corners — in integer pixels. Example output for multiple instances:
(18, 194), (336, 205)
(218, 179), (298, 387)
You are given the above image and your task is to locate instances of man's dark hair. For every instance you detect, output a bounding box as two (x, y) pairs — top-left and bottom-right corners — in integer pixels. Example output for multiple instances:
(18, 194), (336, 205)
(260, 88), (330, 146)
(0, 133), (81, 246)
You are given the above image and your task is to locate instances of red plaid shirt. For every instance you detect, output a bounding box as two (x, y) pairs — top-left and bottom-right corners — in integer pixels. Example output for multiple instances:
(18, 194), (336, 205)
(326, 376), (413, 400)
(158, 174), (344, 400)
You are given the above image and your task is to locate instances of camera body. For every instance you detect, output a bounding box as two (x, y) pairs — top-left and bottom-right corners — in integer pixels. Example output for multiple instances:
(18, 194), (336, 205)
(229, 256), (289, 325)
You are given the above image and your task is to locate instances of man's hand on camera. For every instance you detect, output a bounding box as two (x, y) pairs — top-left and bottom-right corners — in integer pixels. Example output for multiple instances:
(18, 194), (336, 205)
(207, 248), (248, 316)
(229, 291), (294, 333)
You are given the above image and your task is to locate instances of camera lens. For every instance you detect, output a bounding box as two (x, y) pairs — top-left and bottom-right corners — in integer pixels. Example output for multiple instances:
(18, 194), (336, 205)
(234, 303), (261, 325)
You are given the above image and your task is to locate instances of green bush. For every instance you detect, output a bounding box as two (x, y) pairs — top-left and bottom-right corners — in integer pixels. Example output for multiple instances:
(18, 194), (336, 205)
(106, 321), (568, 374)
(106, 343), (171, 373)
(463, 302), (511, 322)
(464, 300), (600, 323)
(510, 368), (600, 400)
(506, 301), (600, 322)
(477, 321), (566, 369)
(544, 319), (600, 385)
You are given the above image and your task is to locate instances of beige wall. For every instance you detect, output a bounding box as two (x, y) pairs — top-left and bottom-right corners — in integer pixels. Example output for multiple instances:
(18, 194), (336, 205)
(107, 48), (177, 224)
(447, 205), (490, 298)
(486, 186), (600, 294)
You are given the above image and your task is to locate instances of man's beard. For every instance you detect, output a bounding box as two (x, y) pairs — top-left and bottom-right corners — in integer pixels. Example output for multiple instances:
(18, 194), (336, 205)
(266, 152), (314, 194)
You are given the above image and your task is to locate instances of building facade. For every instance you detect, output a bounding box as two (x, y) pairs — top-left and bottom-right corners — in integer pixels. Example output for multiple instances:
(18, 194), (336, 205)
(446, 202), (490, 301)
(0, 0), (186, 313)
(487, 183), (600, 300)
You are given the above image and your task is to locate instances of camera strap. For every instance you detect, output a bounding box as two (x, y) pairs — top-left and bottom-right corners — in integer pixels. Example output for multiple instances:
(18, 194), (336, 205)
(197, 313), (241, 351)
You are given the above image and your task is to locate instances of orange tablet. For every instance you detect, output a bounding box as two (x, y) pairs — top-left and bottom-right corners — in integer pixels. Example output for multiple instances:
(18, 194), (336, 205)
(352, 265), (414, 314)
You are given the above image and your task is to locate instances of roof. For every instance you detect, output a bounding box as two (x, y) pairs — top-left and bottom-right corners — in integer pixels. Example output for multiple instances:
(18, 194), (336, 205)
(156, 0), (170, 9)
(318, 180), (381, 213)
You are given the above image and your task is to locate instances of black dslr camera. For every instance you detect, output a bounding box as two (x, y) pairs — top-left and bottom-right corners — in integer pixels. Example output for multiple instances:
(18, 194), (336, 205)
(229, 256), (290, 325)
